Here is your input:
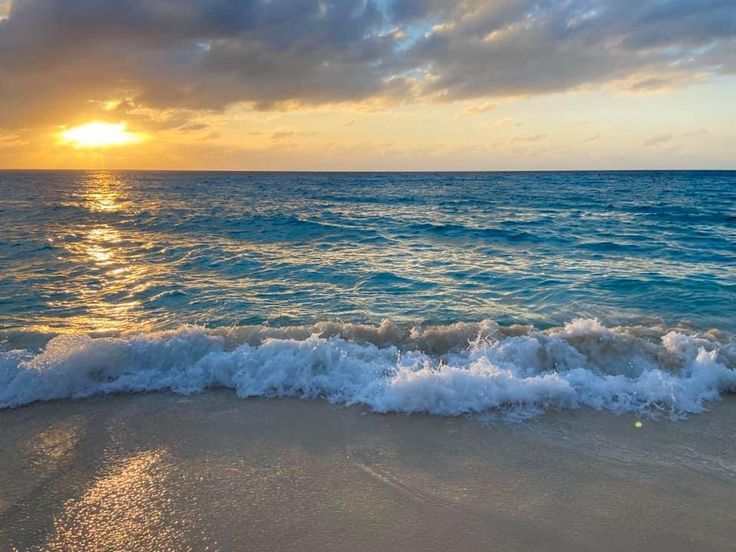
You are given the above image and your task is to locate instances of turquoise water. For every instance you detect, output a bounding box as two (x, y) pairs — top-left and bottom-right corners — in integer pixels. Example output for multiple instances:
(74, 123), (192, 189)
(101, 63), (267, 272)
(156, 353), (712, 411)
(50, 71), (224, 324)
(2, 170), (734, 334)
(1, 171), (734, 414)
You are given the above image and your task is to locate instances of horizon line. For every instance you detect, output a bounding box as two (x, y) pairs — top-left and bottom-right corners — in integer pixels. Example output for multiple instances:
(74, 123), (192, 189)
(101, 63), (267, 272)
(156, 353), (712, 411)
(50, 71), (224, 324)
(1, 168), (734, 173)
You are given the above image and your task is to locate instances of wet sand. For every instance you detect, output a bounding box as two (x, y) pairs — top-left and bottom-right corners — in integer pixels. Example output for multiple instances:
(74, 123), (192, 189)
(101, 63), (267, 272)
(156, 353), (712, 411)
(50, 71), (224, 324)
(1, 392), (735, 551)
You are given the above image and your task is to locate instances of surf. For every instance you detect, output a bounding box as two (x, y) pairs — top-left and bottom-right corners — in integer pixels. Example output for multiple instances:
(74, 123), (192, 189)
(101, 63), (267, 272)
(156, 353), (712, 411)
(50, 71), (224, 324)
(2, 318), (734, 416)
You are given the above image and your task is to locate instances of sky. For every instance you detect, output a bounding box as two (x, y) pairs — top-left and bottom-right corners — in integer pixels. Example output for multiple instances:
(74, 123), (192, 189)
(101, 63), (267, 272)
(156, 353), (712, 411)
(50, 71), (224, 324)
(0, 0), (735, 170)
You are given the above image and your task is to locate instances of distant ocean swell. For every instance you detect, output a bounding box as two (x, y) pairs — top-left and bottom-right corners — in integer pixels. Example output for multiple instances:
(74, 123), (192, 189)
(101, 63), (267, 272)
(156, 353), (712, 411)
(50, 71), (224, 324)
(2, 319), (735, 416)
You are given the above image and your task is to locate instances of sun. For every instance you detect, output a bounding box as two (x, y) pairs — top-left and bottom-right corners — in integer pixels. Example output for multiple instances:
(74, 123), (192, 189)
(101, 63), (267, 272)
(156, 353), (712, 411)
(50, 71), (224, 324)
(59, 122), (143, 148)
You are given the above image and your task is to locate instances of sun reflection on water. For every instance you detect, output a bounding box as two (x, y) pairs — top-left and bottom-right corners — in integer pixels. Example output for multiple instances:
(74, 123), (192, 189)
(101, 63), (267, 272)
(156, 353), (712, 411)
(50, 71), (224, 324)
(85, 227), (119, 264)
(43, 172), (156, 335)
(82, 172), (129, 212)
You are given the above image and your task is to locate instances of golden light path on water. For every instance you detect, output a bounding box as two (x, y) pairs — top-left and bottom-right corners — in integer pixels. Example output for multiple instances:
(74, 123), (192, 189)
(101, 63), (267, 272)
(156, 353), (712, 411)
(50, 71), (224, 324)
(39, 172), (156, 335)
(34, 171), (549, 337)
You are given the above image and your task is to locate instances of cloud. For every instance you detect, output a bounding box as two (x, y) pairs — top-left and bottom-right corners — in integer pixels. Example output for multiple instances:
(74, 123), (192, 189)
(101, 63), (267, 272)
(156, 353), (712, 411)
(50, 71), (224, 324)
(643, 134), (674, 146)
(511, 134), (547, 143)
(0, 130), (27, 147)
(0, 0), (735, 131)
(0, 0), (407, 128)
(178, 122), (209, 132)
(407, 0), (736, 101)
(271, 130), (294, 141)
(493, 116), (518, 128)
(642, 129), (709, 147)
(461, 101), (497, 116)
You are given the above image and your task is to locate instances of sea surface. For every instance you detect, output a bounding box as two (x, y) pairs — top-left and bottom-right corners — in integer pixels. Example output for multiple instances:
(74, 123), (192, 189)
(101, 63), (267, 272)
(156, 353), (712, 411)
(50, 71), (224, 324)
(1, 170), (735, 415)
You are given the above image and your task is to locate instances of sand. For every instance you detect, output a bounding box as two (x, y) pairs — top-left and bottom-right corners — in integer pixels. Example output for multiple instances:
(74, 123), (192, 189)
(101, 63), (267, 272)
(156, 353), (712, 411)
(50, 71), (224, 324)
(1, 392), (735, 551)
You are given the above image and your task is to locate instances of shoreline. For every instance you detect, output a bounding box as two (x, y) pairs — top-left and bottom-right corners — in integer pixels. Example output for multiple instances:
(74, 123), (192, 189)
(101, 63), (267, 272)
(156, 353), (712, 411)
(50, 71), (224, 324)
(1, 391), (735, 551)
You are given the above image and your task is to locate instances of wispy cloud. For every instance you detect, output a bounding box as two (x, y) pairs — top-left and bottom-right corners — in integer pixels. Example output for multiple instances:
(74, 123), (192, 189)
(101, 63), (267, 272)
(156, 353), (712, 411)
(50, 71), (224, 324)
(179, 123), (209, 133)
(461, 101), (497, 116)
(511, 134), (547, 144)
(271, 131), (295, 141)
(493, 116), (518, 128)
(643, 134), (674, 147)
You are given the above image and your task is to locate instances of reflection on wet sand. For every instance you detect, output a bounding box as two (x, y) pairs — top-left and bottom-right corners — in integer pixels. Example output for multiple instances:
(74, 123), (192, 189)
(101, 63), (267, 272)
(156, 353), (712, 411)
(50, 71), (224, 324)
(45, 448), (207, 552)
(24, 419), (85, 472)
(1, 394), (734, 551)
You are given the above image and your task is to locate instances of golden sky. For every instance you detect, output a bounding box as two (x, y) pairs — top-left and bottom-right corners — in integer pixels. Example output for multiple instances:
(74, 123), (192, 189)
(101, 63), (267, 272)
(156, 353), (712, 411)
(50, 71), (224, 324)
(1, 0), (735, 170)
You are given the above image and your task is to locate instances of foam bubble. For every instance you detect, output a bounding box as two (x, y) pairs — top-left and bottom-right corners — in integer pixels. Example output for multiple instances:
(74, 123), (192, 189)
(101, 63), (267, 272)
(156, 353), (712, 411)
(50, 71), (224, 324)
(1, 320), (734, 416)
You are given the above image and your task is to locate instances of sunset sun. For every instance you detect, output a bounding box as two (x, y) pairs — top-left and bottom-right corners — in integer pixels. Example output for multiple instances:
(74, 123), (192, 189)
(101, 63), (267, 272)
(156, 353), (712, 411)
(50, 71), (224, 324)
(59, 122), (143, 148)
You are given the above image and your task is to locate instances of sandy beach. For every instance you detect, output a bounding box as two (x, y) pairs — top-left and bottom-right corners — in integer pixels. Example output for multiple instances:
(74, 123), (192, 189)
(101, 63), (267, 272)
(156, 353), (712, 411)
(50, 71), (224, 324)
(1, 392), (734, 551)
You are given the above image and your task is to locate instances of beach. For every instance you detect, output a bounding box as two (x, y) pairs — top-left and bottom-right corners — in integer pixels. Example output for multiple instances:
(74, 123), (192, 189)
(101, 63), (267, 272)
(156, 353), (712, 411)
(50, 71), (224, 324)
(2, 0), (735, 546)
(1, 171), (735, 550)
(1, 392), (735, 551)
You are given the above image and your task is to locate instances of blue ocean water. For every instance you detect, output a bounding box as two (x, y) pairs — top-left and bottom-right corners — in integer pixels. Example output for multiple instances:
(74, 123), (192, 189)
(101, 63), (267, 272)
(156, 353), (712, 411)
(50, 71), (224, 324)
(1, 170), (735, 414)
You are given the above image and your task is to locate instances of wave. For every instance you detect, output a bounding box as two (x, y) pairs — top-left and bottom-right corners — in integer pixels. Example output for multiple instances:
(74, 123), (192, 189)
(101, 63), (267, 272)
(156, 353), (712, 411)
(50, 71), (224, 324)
(1, 319), (735, 416)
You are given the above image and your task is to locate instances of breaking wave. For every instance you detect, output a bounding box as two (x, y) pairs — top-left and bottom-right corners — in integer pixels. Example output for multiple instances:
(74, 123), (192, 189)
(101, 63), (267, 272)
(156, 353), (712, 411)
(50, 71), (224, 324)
(1, 319), (735, 417)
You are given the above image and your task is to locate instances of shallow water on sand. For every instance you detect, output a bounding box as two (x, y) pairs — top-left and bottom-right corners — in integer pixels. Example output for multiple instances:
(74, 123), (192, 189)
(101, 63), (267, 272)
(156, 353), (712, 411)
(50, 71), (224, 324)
(1, 394), (735, 551)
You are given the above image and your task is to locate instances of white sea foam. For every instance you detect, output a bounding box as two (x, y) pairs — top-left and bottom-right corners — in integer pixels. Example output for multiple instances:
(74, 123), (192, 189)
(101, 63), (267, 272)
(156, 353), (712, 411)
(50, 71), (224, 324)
(1, 320), (734, 416)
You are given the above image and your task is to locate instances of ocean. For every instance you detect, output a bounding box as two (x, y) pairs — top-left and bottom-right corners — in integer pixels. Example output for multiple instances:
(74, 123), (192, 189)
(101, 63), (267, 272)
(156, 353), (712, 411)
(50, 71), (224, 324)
(1, 170), (735, 416)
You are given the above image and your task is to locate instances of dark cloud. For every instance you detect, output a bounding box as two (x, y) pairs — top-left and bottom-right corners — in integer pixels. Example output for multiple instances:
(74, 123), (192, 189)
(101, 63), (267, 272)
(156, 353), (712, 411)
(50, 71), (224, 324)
(0, 0), (406, 127)
(390, 0), (450, 22)
(407, 0), (736, 100)
(0, 0), (734, 130)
